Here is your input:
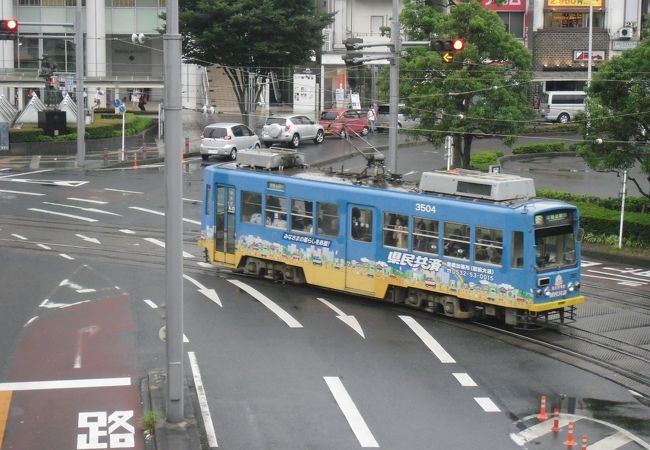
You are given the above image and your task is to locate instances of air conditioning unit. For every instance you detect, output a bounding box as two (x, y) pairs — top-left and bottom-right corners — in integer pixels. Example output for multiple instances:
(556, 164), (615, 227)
(619, 27), (633, 39)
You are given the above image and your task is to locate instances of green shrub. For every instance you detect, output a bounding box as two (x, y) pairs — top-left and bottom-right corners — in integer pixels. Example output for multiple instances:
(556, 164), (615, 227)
(538, 189), (650, 214)
(512, 143), (567, 154)
(470, 151), (504, 171)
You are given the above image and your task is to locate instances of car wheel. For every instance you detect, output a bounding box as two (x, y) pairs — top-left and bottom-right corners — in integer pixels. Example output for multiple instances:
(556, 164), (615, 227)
(314, 130), (324, 144)
(254, 143), (260, 149)
(291, 134), (300, 148)
(558, 113), (570, 124)
(229, 148), (237, 160)
(361, 127), (369, 136)
(264, 142), (273, 148)
(201, 154), (209, 161)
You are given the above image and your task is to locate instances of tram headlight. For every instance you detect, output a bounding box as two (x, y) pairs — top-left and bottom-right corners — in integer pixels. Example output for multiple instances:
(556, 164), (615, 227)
(543, 287), (551, 297)
(568, 282), (574, 292)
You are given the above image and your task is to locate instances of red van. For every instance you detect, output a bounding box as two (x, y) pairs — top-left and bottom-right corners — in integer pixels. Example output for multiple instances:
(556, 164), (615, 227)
(319, 108), (370, 138)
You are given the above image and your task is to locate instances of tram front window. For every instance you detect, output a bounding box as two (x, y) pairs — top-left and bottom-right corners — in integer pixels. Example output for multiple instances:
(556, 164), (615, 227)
(535, 227), (576, 270)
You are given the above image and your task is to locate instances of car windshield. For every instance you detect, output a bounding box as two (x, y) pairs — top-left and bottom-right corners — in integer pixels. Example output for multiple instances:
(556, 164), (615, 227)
(205, 127), (227, 139)
(320, 112), (338, 120)
(266, 117), (286, 125)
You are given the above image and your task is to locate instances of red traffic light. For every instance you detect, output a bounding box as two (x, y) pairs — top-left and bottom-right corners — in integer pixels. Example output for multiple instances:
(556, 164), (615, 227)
(451, 38), (464, 51)
(0, 19), (18, 40)
(5, 19), (17, 30)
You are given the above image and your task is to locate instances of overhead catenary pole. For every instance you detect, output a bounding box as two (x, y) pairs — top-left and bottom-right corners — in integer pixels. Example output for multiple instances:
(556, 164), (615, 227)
(164, 0), (185, 423)
(387, 0), (400, 173)
(618, 169), (627, 249)
(75, 1), (85, 167)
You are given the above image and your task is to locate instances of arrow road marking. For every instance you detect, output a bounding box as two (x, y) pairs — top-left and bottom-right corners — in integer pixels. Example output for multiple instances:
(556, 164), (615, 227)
(144, 237), (195, 258)
(75, 234), (101, 245)
(317, 298), (365, 338)
(228, 279), (303, 328)
(183, 274), (223, 307)
(74, 325), (100, 368)
(12, 178), (88, 187)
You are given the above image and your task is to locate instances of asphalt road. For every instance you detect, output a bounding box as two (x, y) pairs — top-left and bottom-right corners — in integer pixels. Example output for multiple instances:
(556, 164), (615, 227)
(0, 149), (649, 449)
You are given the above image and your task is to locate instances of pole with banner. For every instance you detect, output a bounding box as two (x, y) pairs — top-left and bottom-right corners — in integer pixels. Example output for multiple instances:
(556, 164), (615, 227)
(114, 98), (126, 161)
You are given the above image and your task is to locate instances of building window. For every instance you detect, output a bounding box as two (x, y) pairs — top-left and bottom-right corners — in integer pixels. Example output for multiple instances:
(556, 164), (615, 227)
(18, 0), (40, 5)
(497, 12), (524, 38)
(370, 16), (384, 36)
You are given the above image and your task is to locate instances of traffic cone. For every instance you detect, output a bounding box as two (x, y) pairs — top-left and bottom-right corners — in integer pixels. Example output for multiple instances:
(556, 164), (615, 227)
(552, 408), (560, 432)
(581, 435), (587, 450)
(133, 152), (138, 169)
(537, 395), (548, 421)
(564, 421), (576, 448)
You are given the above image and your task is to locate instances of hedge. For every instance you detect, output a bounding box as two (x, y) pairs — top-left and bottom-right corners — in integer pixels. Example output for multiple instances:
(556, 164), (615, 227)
(537, 189), (650, 214)
(470, 151), (503, 171)
(512, 142), (567, 154)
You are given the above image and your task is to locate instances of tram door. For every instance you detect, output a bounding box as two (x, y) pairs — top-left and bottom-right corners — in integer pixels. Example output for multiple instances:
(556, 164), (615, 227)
(345, 204), (376, 294)
(214, 185), (236, 265)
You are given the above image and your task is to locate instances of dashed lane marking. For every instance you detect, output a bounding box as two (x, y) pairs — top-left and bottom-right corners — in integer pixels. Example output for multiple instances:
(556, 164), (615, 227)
(28, 208), (98, 223)
(474, 397), (500, 412)
(452, 373), (477, 387)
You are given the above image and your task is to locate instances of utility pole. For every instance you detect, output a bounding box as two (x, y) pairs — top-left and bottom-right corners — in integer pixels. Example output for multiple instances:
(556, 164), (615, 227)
(387, 0), (400, 174)
(75, 3), (85, 167)
(163, 0), (185, 423)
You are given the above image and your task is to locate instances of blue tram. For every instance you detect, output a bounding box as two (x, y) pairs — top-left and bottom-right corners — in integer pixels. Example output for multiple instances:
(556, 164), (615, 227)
(198, 163), (584, 327)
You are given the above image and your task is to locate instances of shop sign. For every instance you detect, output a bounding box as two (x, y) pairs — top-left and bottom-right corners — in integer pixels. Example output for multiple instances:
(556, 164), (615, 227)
(481, 0), (526, 11)
(546, 0), (603, 8)
(612, 40), (638, 51)
(573, 50), (605, 61)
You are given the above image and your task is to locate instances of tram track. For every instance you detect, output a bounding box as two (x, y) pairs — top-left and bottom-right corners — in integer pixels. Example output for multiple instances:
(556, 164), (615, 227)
(581, 282), (650, 312)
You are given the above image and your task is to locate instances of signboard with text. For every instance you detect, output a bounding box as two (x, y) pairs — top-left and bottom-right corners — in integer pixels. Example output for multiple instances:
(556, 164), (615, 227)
(545, 0), (603, 9)
(481, 0), (525, 11)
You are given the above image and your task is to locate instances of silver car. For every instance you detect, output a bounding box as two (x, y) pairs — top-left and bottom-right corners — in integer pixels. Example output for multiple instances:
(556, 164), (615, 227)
(261, 114), (324, 148)
(200, 122), (260, 161)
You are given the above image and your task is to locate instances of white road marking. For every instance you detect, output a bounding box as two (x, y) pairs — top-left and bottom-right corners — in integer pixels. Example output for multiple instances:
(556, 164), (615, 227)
(399, 315), (456, 363)
(188, 352), (219, 448)
(144, 237), (195, 258)
(582, 273), (647, 286)
(317, 298), (365, 338)
(12, 178), (88, 187)
(74, 325), (100, 369)
(183, 274), (222, 307)
(104, 188), (143, 194)
(587, 431), (633, 450)
(67, 197), (108, 205)
(324, 376), (379, 448)
(76, 288), (96, 294)
(28, 208), (98, 222)
(0, 189), (44, 196)
(60, 253), (75, 260)
(130, 206), (201, 225)
(143, 299), (158, 309)
(0, 169), (52, 179)
(11, 234), (27, 240)
(452, 373), (477, 387)
(197, 262), (213, 268)
(510, 415), (580, 445)
(586, 269), (650, 283)
(183, 197), (202, 203)
(24, 317), (38, 327)
(37, 243), (52, 250)
(75, 234), (101, 245)
(119, 229), (136, 234)
(474, 397), (500, 412)
(580, 260), (602, 267)
(42, 201), (121, 217)
(0, 377), (131, 391)
(228, 279), (303, 328)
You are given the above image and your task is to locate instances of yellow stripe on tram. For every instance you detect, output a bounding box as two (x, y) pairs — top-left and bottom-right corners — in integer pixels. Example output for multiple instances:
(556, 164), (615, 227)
(0, 390), (12, 448)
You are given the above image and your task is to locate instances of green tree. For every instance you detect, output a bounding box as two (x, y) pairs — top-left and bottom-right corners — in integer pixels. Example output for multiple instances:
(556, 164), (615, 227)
(396, 0), (534, 168)
(179, 0), (333, 120)
(577, 37), (650, 200)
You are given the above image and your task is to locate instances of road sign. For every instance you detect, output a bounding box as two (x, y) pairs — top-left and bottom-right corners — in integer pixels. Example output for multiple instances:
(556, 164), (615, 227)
(113, 99), (121, 108)
(442, 52), (454, 63)
(118, 105), (126, 113)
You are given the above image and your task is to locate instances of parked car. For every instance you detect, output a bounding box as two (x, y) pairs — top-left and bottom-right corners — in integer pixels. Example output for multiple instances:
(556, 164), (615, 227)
(376, 104), (419, 131)
(319, 108), (370, 138)
(200, 122), (260, 161)
(261, 114), (324, 148)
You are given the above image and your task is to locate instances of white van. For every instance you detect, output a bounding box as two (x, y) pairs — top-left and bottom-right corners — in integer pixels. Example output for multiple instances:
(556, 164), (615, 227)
(539, 91), (586, 123)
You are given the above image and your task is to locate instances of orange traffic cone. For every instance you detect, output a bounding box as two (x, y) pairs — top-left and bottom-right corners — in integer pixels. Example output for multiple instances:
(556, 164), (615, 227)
(564, 421), (576, 448)
(581, 435), (587, 450)
(537, 395), (548, 421)
(552, 408), (560, 432)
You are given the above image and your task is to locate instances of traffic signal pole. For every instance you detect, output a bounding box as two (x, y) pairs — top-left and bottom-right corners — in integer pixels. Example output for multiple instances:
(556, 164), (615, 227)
(74, 2), (85, 167)
(388, 0), (399, 174)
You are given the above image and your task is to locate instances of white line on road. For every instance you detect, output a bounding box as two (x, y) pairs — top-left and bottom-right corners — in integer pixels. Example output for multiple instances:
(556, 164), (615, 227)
(452, 373), (477, 387)
(130, 206), (201, 225)
(144, 237), (195, 258)
(42, 201), (121, 217)
(119, 229), (137, 234)
(585, 269), (650, 283)
(28, 208), (98, 222)
(143, 299), (158, 309)
(67, 197), (108, 204)
(0, 377), (131, 391)
(399, 315), (456, 363)
(11, 234), (27, 240)
(228, 279), (302, 328)
(188, 352), (219, 448)
(317, 297), (365, 338)
(75, 234), (101, 245)
(324, 376), (379, 448)
(60, 253), (75, 260)
(0, 169), (52, 179)
(24, 317), (38, 327)
(37, 243), (52, 250)
(474, 397), (501, 412)
(104, 188), (144, 194)
(0, 189), (44, 196)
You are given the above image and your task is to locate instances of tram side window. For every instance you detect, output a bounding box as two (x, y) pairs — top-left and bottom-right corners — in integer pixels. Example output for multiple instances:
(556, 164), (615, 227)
(511, 231), (524, 268)
(414, 217), (438, 254)
(205, 185), (211, 215)
(351, 207), (373, 242)
(383, 212), (408, 249)
(443, 222), (470, 259)
(475, 227), (503, 265)
(317, 202), (339, 237)
(241, 191), (262, 224)
(291, 199), (314, 233)
(265, 194), (287, 229)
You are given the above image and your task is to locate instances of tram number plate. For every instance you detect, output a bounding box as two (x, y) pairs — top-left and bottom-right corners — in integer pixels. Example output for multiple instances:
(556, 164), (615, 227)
(415, 203), (436, 214)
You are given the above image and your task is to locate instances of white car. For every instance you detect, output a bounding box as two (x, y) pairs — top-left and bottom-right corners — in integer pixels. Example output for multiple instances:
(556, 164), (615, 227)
(200, 122), (260, 161)
(261, 114), (324, 148)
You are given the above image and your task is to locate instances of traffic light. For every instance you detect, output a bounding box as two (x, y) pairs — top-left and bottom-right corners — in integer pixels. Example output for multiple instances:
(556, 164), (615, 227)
(430, 38), (464, 52)
(343, 38), (363, 51)
(0, 19), (18, 40)
(342, 52), (363, 67)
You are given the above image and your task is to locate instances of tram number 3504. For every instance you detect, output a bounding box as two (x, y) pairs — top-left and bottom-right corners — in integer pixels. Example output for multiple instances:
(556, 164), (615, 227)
(415, 203), (436, 214)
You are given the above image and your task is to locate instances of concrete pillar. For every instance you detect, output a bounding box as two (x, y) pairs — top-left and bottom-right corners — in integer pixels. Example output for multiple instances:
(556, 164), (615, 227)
(86, 0), (106, 76)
